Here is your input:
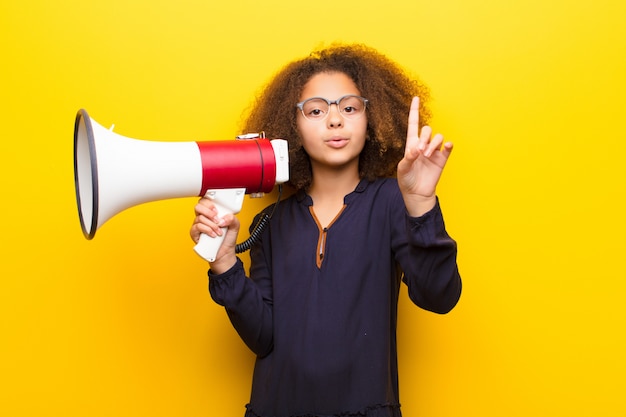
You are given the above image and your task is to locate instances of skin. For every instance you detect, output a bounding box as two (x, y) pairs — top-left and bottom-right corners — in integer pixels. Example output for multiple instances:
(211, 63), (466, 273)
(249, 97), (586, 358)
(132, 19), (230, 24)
(190, 72), (453, 274)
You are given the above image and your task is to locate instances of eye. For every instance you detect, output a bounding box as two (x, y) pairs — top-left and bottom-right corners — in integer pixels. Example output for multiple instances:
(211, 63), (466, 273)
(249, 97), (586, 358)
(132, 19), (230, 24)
(340, 96), (364, 115)
(303, 99), (328, 119)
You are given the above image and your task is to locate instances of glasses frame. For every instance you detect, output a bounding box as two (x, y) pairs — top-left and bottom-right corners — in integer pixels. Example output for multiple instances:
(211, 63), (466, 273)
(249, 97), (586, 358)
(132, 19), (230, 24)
(296, 94), (369, 121)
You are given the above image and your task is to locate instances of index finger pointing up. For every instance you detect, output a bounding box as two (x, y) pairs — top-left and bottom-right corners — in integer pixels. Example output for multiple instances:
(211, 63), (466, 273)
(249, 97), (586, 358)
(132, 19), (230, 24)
(406, 97), (420, 146)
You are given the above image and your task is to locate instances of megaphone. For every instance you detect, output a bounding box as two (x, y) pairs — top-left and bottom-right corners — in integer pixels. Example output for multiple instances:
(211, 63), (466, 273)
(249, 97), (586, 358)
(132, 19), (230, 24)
(73, 109), (289, 261)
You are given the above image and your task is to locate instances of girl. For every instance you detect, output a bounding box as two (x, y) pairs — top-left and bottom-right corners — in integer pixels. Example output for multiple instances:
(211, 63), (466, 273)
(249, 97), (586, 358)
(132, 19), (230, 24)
(190, 43), (462, 417)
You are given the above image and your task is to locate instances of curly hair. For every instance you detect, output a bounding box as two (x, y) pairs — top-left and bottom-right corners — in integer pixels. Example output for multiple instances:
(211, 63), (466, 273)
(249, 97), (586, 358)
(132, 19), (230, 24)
(242, 43), (432, 190)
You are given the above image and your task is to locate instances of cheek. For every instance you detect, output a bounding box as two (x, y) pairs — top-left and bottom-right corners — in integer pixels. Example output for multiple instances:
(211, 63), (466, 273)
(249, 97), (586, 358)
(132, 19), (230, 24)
(295, 116), (306, 137)
(296, 119), (319, 147)
(354, 117), (369, 141)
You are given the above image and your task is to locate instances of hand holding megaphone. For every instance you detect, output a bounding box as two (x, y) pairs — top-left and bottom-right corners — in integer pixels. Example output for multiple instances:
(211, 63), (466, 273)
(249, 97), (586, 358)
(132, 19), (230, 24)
(74, 109), (289, 261)
(193, 188), (245, 261)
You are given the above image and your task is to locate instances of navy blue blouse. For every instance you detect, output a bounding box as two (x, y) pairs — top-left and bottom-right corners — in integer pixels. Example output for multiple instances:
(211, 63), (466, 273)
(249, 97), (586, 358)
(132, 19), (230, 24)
(208, 178), (462, 417)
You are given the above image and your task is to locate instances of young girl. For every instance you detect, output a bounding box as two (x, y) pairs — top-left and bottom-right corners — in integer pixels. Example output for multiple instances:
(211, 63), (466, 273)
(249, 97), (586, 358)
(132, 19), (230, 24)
(190, 44), (462, 417)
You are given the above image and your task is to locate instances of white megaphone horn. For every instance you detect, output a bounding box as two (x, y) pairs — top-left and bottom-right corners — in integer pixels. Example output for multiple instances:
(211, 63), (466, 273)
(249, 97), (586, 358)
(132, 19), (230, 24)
(73, 109), (289, 262)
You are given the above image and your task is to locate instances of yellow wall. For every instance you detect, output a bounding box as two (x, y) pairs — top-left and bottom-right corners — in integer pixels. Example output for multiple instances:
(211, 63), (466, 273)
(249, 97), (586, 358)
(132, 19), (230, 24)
(1, 0), (625, 416)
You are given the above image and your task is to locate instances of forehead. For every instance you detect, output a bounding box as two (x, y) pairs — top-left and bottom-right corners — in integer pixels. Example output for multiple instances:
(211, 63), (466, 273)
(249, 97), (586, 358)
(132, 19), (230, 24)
(300, 72), (361, 101)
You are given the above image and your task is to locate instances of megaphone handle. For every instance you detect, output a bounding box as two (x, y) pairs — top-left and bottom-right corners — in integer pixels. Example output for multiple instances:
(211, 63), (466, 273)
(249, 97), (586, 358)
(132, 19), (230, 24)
(194, 230), (227, 262)
(193, 188), (246, 262)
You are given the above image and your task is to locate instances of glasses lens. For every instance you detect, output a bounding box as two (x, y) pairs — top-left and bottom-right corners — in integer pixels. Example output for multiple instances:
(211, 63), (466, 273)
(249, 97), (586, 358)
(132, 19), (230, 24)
(338, 96), (366, 119)
(301, 98), (329, 120)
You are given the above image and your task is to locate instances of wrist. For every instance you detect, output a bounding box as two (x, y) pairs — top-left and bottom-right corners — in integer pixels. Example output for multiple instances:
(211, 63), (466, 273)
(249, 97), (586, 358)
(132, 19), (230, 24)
(209, 255), (237, 275)
(403, 194), (437, 217)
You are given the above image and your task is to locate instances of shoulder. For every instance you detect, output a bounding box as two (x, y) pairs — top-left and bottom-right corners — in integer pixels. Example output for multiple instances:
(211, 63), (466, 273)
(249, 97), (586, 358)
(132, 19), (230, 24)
(250, 190), (301, 226)
(345, 178), (404, 218)
(359, 177), (402, 199)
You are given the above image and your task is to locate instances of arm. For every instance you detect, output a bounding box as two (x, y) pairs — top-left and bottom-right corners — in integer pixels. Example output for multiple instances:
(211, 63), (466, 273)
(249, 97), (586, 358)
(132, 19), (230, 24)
(191, 199), (274, 356)
(394, 199), (462, 314)
(208, 257), (274, 357)
(395, 97), (461, 313)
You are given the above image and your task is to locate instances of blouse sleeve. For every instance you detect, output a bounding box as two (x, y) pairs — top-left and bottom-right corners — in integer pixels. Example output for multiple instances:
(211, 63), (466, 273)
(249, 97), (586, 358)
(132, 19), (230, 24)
(208, 235), (274, 357)
(394, 197), (462, 314)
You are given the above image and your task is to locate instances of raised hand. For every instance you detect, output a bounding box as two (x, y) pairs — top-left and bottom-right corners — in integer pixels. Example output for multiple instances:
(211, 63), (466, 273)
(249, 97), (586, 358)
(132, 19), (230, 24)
(397, 97), (454, 217)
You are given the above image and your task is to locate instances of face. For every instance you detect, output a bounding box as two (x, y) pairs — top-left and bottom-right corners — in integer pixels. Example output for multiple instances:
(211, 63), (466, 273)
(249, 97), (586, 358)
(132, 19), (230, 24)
(296, 72), (368, 175)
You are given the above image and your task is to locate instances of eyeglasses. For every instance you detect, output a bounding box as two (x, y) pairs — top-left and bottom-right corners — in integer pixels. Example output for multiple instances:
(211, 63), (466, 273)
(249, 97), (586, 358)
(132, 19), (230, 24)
(296, 95), (368, 121)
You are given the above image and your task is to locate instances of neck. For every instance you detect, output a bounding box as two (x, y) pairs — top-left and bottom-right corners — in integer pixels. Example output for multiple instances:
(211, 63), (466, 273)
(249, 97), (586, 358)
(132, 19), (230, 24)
(308, 163), (361, 202)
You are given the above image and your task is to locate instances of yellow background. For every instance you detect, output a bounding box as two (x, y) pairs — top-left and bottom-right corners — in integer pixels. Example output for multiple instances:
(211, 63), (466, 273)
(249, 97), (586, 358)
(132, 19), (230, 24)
(1, 0), (625, 416)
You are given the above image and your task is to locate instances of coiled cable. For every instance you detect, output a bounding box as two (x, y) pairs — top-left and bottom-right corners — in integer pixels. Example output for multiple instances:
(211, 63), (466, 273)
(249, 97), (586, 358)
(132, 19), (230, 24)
(235, 185), (283, 254)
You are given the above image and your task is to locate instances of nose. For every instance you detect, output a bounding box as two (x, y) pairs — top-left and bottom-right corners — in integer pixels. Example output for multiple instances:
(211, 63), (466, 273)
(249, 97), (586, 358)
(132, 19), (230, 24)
(327, 103), (343, 127)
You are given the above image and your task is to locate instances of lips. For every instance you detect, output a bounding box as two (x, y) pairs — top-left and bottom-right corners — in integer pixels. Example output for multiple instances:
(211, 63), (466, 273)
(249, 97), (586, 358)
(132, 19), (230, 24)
(325, 137), (349, 149)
